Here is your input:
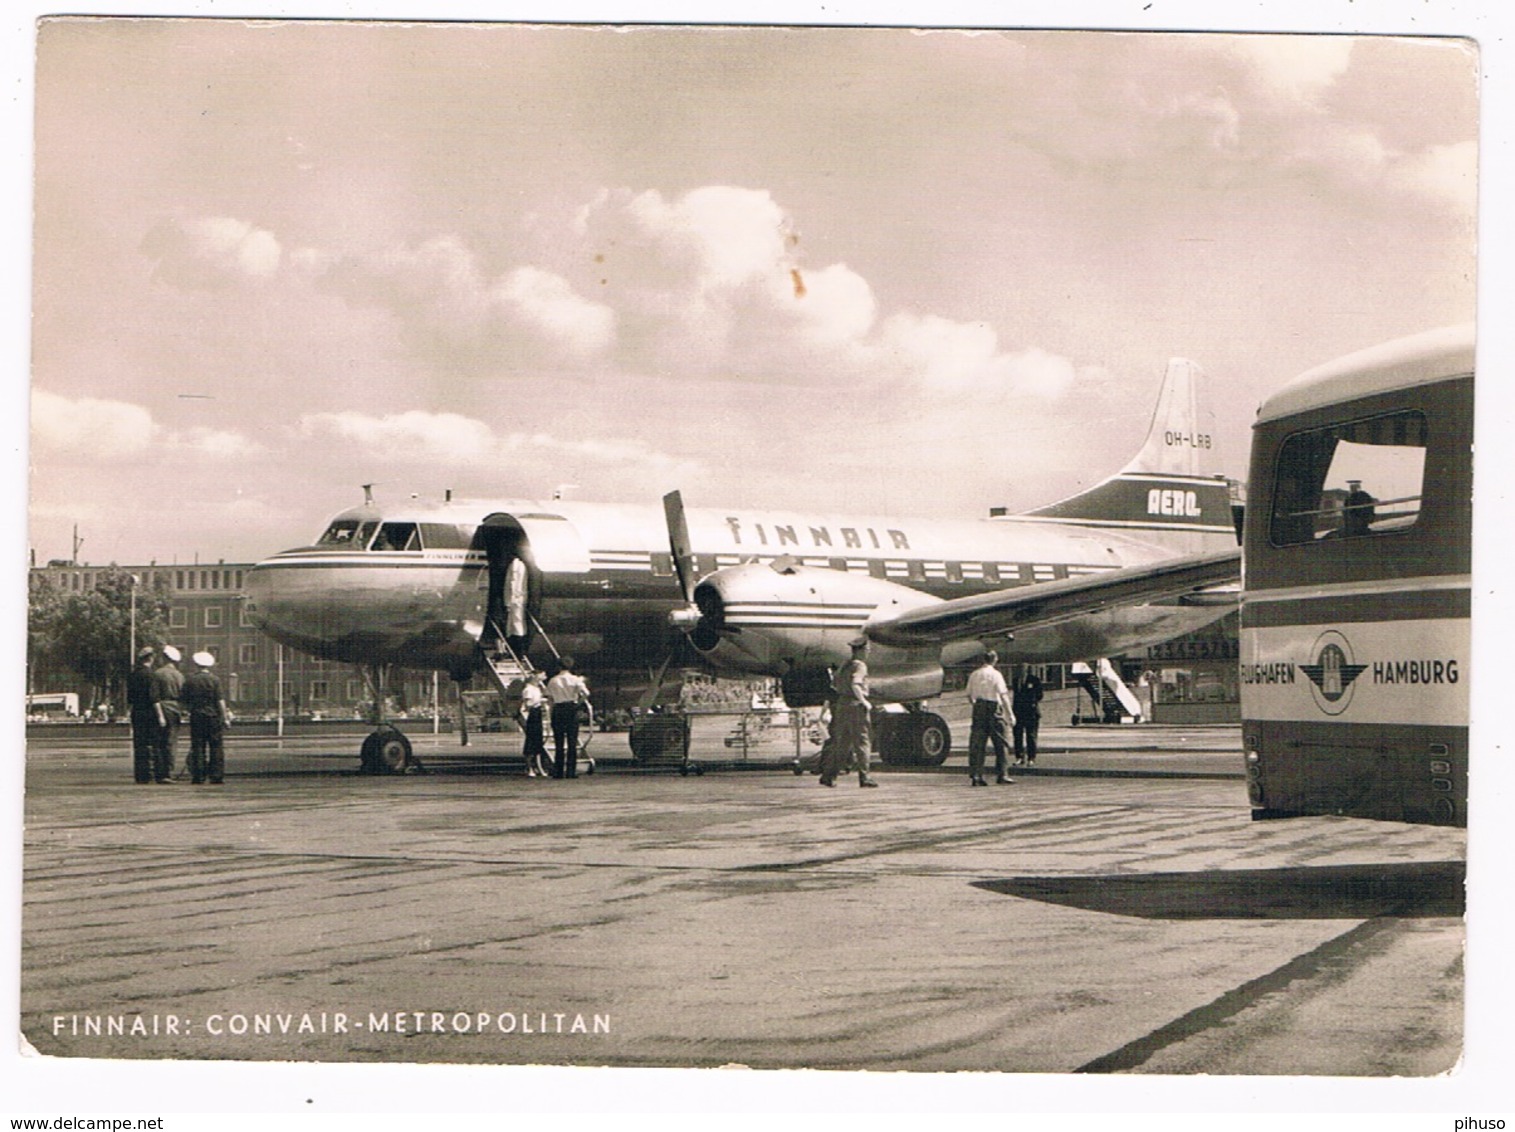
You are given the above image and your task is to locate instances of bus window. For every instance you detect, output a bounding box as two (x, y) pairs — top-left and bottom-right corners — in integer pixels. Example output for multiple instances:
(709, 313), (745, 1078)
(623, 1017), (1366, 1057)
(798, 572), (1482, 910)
(1269, 411), (1426, 546)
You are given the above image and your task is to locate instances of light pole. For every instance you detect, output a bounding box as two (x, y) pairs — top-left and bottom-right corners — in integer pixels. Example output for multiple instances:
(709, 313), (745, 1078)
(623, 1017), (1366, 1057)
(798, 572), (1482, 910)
(128, 574), (139, 667)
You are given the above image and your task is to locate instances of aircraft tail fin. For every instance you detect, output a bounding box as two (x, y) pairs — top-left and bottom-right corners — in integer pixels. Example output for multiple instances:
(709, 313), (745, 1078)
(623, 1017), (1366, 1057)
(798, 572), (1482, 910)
(1016, 357), (1236, 552)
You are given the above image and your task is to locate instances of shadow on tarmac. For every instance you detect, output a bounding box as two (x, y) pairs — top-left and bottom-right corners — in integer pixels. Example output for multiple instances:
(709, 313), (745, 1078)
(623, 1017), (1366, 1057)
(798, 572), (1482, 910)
(973, 860), (1466, 919)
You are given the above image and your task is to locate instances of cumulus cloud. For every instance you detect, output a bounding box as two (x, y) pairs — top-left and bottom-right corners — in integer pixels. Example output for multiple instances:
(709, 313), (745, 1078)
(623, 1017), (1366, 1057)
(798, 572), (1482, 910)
(31, 389), (155, 458)
(143, 216), (283, 290)
(31, 389), (261, 461)
(299, 410), (499, 462)
(320, 235), (616, 364)
(297, 409), (704, 482)
(1221, 36), (1355, 103)
(1387, 140), (1478, 215)
(171, 187), (1083, 404)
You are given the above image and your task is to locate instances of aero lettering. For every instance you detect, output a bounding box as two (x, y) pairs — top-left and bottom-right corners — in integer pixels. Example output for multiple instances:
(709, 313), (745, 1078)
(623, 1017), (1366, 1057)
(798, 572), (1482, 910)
(1147, 489), (1202, 518)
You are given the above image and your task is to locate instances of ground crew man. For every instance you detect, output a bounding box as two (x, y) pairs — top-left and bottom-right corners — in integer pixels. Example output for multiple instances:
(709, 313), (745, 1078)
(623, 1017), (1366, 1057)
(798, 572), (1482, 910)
(966, 650), (1014, 786)
(151, 645), (185, 783)
(126, 646), (158, 784)
(821, 637), (878, 788)
(546, 657), (592, 779)
(181, 651), (231, 784)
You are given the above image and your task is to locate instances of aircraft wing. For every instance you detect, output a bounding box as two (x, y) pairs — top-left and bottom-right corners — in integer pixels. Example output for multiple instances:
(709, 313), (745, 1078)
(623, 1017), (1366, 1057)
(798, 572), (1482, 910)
(864, 548), (1241, 648)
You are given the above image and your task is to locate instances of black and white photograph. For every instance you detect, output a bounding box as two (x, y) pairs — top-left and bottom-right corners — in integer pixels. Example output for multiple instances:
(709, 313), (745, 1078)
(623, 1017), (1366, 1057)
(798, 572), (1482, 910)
(8, 0), (1511, 1120)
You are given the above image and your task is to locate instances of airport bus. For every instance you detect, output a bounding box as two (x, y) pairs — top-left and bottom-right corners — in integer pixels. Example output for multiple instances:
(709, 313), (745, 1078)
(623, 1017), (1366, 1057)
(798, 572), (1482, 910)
(1239, 324), (1473, 826)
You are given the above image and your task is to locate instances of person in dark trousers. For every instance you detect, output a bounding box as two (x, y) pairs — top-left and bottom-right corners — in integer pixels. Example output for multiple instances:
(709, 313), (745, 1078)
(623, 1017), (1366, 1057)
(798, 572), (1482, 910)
(151, 645), (185, 783)
(546, 657), (592, 779)
(518, 671), (549, 777)
(966, 650), (1014, 786)
(820, 637), (878, 788)
(1012, 670), (1045, 766)
(181, 651), (231, 784)
(126, 646), (158, 784)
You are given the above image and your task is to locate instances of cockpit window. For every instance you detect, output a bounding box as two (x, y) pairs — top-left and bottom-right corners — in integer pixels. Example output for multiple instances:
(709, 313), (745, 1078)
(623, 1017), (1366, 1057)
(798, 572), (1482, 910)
(317, 520), (363, 545)
(371, 522), (421, 552)
(1269, 411), (1427, 546)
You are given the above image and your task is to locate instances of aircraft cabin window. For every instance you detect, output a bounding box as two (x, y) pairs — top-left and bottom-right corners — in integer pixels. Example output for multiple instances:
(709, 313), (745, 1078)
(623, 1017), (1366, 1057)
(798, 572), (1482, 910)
(1269, 411), (1427, 546)
(355, 521), (380, 550)
(419, 523), (470, 549)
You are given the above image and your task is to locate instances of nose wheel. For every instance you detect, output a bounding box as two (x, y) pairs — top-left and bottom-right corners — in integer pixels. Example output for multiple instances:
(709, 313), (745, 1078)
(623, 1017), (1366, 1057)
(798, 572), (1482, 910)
(360, 726), (416, 774)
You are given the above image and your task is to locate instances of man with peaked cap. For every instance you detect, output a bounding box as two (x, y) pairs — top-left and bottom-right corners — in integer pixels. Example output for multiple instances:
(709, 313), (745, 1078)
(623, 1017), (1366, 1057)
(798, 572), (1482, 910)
(125, 646), (158, 784)
(821, 636), (878, 788)
(150, 645), (185, 783)
(181, 650), (231, 784)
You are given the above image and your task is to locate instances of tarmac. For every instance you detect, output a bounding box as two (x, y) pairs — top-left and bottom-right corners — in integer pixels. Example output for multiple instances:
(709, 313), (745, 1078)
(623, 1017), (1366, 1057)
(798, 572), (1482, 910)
(20, 721), (1467, 1077)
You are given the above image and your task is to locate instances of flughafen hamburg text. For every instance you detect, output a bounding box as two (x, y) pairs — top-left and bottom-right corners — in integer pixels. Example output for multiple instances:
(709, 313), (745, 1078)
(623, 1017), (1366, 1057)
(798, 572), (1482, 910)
(50, 1011), (610, 1037)
(1241, 659), (1461, 685)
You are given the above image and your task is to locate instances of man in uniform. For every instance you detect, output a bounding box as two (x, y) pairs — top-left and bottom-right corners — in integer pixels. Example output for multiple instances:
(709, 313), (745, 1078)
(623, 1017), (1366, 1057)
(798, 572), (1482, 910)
(546, 657), (592, 779)
(181, 651), (231, 784)
(821, 637), (878, 788)
(966, 650), (1014, 786)
(126, 646), (158, 784)
(1012, 670), (1045, 766)
(150, 645), (185, 783)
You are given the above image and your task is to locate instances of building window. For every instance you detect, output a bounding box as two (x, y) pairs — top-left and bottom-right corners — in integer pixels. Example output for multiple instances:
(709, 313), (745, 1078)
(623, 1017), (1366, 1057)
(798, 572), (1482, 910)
(204, 607), (223, 628)
(169, 607), (188, 629)
(239, 643), (258, 665)
(239, 603), (254, 627)
(310, 681), (329, 702)
(346, 679), (362, 701)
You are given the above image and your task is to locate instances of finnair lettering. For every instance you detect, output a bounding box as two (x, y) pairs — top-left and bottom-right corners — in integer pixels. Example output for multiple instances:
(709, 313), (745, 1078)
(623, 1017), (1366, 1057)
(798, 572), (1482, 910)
(1373, 659), (1459, 685)
(725, 518), (910, 551)
(1147, 489), (1202, 518)
(1241, 662), (1295, 684)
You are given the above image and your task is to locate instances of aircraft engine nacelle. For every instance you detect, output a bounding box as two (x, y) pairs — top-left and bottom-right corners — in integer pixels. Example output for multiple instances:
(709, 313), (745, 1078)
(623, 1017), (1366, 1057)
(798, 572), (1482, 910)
(684, 560), (947, 701)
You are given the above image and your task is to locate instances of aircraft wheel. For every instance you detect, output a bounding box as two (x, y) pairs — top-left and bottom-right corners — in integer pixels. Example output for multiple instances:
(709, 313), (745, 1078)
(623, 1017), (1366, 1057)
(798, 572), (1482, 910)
(360, 727), (412, 774)
(877, 714), (950, 766)
(914, 714), (951, 767)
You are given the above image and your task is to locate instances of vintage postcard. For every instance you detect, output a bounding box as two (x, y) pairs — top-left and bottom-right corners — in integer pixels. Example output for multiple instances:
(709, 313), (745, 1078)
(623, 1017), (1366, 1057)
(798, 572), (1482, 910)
(12, 7), (1498, 1117)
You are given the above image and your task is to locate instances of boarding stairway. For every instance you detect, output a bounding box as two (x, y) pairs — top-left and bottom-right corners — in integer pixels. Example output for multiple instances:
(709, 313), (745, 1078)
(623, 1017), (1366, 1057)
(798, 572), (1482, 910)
(475, 619), (537, 704)
(1071, 658), (1144, 724)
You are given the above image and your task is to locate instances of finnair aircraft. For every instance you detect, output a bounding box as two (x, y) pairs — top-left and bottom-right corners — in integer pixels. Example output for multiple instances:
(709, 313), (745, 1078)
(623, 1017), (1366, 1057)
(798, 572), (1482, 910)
(245, 359), (1240, 770)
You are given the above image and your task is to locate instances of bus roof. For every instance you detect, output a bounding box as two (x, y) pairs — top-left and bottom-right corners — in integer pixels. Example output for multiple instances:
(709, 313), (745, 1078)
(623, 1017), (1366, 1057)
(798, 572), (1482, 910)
(1255, 323), (1474, 425)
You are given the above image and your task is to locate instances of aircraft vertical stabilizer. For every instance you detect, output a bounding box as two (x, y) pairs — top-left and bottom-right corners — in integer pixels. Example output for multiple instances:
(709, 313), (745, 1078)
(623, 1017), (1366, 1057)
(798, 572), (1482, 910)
(1014, 357), (1235, 554)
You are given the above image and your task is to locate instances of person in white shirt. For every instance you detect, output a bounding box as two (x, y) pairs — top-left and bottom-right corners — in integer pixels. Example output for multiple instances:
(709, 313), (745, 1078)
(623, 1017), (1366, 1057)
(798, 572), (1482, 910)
(966, 651), (1014, 787)
(518, 671), (549, 777)
(545, 658), (592, 779)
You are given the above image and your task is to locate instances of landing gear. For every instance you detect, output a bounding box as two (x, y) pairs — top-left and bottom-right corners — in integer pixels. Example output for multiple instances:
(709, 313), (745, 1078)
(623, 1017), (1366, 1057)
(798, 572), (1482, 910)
(355, 663), (425, 774)
(360, 726), (414, 774)
(876, 712), (952, 767)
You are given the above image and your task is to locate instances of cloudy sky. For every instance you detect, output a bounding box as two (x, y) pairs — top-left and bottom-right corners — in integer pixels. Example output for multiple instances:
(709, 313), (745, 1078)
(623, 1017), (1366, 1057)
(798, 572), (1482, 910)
(25, 18), (1478, 568)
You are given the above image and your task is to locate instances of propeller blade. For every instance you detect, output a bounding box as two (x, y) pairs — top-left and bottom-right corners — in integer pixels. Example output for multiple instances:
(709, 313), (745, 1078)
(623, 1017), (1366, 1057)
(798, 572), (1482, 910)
(663, 490), (697, 605)
(636, 651), (676, 712)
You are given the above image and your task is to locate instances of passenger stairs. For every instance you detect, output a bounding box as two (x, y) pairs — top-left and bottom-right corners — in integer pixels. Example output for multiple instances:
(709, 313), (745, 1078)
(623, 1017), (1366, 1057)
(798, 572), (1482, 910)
(476, 620), (536, 709)
(1071, 659), (1144, 724)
